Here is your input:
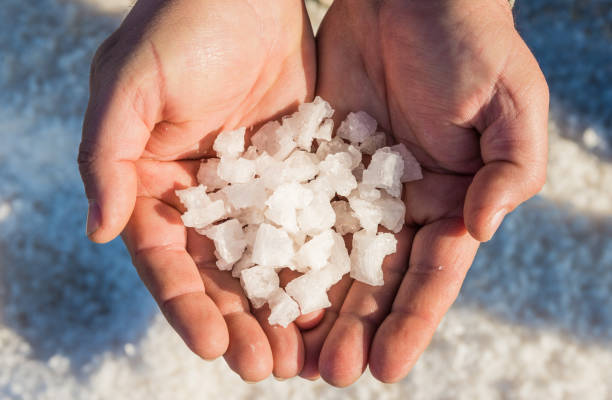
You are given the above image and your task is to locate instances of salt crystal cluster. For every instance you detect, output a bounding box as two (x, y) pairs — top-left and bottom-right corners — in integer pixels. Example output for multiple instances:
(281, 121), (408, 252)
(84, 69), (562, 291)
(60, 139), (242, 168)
(176, 97), (423, 327)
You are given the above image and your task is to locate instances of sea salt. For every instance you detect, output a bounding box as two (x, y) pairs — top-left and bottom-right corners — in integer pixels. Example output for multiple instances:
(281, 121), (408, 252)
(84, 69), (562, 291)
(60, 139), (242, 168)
(350, 230), (397, 286)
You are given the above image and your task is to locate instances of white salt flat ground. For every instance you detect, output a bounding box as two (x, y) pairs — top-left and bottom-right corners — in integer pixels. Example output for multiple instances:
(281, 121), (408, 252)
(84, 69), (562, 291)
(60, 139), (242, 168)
(0, 0), (610, 398)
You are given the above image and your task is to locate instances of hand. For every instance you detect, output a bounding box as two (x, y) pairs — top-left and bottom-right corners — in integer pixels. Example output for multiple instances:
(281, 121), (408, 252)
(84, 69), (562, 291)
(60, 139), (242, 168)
(78, 0), (316, 381)
(303, 0), (549, 385)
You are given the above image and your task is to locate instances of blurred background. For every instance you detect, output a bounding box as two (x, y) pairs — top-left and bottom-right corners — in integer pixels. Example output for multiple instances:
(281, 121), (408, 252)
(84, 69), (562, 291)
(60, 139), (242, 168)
(0, 0), (610, 398)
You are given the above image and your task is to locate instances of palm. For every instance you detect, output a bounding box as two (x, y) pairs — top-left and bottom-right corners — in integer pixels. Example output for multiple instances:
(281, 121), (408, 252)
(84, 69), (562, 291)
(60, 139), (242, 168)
(88, 0), (316, 381)
(301, 0), (547, 385)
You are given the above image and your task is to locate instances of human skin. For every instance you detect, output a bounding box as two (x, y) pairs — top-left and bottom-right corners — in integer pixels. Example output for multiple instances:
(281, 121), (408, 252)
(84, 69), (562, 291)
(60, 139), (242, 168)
(300, 0), (549, 386)
(78, 0), (316, 381)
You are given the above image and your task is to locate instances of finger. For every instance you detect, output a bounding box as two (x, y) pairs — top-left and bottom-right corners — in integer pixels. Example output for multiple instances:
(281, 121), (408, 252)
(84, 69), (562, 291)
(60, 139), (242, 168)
(186, 229), (273, 382)
(251, 303), (305, 380)
(318, 227), (414, 387)
(79, 70), (159, 243)
(299, 274), (353, 380)
(369, 217), (479, 383)
(122, 197), (228, 360)
(465, 40), (549, 241)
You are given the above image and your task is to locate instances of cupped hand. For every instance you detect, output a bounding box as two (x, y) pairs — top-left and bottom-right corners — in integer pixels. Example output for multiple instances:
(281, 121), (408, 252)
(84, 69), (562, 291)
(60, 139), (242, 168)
(78, 0), (316, 381)
(303, 0), (549, 385)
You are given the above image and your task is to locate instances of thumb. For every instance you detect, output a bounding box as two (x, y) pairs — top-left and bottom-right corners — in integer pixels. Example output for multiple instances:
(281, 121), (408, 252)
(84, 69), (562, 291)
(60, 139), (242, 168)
(464, 40), (549, 242)
(78, 74), (157, 243)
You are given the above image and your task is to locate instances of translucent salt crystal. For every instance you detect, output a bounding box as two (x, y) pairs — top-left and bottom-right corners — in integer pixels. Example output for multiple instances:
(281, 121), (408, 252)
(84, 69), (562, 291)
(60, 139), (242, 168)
(337, 111), (377, 144)
(314, 118), (334, 142)
(217, 157), (256, 184)
(331, 200), (361, 235)
(180, 200), (226, 229)
(295, 229), (335, 271)
(251, 223), (295, 267)
(221, 179), (267, 210)
(297, 193), (336, 235)
(285, 272), (331, 314)
(348, 194), (383, 233)
(307, 175), (336, 201)
(240, 265), (279, 308)
(213, 127), (245, 159)
(232, 252), (255, 278)
(201, 219), (247, 265)
(319, 152), (357, 196)
(318, 232), (351, 288)
(347, 145), (363, 169)
(267, 288), (300, 327)
(197, 159), (227, 191)
(176, 184), (210, 210)
(286, 96), (334, 151)
(359, 132), (387, 155)
(357, 183), (381, 201)
(216, 258), (235, 271)
(242, 145), (259, 160)
(282, 150), (319, 183)
(208, 190), (238, 218)
(290, 231), (307, 249)
(251, 120), (297, 160)
(362, 147), (404, 198)
(352, 163), (365, 181)
(265, 183), (313, 233)
(350, 230), (397, 286)
(316, 135), (346, 160)
(390, 143), (423, 182)
(255, 152), (284, 189)
(243, 224), (259, 251)
(237, 206), (265, 226)
(376, 193), (406, 233)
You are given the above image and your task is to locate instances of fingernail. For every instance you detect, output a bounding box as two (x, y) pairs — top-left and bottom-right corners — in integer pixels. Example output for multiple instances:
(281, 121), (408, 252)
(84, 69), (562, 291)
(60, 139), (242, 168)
(86, 200), (101, 236)
(489, 208), (507, 236)
(274, 377), (286, 382)
(244, 380), (257, 384)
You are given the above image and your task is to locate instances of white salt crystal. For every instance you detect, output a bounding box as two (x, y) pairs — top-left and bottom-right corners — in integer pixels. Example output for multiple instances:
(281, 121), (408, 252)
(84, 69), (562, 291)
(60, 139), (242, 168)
(287, 96), (334, 151)
(318, 232), (351, 288)
(285, 273), (331, 314)
(319, 152), (357, 197)
(282, 150), (319, 183)
(331, 200), (361, 235)
(251, 223), (295, 267)
(180, 200), (226, 229)
(390, 143), (423, 182)
(232, 252), (255, 278)
(357, 183), (381, 201)
(201, 219), (247, 265)
(307, 175), (336, 201)
(175, 184), (210, 210)
(362, 147), (404, 198)
(316, 135), (349, 161)
(337, 111), (377, 144)
(196, 159), (227, 191)
(348, 194), (383, 233)
(213, 127), (245, 159)
(242, 145), (259, 160)
(290, 231), (307, 249)
(265, 183), (313, 233)
(251, 120), (297, 160)
(217, 156), (256, 184)
(216, 258), (235, 271)
(220, 179), (267, 210)
(207, 190), (238, 219)
(240, 265), (279, 309)
(376, 193), (406, 233)
(295, 229), (335, 271)
(237, 206), (265, 226)
(243, 224), (259, 250)
(350, 230), (397, 286)
(255, 152), (284, 189)
(314, 118), (334, 142)
(359, 132), (387, 155)
(297, 193), (336, 235)
(267, 288), (300, 327)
